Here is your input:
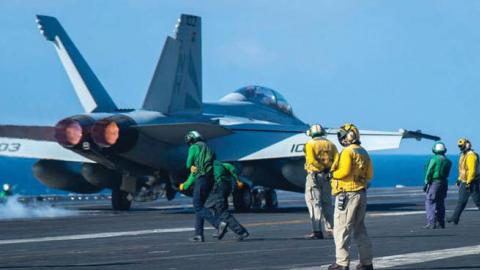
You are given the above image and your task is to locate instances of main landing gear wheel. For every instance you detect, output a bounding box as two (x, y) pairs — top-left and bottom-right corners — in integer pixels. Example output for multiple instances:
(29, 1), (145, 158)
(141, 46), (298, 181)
(233, 185), (252, 212)
(111, 188), (132, 211)
(265, 189), (278, 209)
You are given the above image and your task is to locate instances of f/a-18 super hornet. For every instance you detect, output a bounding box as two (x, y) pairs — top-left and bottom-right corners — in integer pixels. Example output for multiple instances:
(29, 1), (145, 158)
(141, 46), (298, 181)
(0, 14), (439, 211)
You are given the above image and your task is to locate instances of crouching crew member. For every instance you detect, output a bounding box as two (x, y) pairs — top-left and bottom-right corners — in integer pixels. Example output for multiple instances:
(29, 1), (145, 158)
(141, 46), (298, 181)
(423, 142), (451, 229)
(304, 124), (337, 239)
(448, 138), (480, 225)
(204, 161), (249, 240)
(179, 131), (227, 242)
(328, 124), (374, 270)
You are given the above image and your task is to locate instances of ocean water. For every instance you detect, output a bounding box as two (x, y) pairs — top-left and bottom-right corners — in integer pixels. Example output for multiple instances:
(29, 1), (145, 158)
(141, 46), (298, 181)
(0, 155), (460, 195)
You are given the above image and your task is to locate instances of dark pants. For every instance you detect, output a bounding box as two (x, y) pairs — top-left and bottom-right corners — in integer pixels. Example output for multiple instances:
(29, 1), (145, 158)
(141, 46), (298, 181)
(425, 182), (447, 226)
(205, 181), (247, 235)
(450, 181), (480, 223)
(193, 175), (219, 236)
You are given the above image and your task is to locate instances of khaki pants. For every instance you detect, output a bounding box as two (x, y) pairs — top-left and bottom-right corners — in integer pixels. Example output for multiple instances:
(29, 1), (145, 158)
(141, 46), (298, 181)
(305, 172), (334, 232)
(334, 190), (372, 267)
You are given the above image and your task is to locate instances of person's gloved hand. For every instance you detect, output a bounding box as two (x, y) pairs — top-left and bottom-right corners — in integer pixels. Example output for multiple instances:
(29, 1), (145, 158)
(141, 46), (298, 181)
(423, 184), (428, 193)
(190, 166), (198, 174)
(236, 180), (244, 189)
(179, 183), (185, 191)
(466, 184), (471, 193)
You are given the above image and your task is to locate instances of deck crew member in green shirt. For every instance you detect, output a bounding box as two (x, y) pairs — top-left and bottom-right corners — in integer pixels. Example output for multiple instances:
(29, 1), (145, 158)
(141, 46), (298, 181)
(179, 131), (227, 242)
(0, 184), (13, 203)
(203, 161), (249, 240)
(423, 142), (451, 229)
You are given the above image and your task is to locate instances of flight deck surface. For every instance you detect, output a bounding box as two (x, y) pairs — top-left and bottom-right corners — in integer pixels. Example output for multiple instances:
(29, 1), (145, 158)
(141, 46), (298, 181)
(0, 187), (479, 270)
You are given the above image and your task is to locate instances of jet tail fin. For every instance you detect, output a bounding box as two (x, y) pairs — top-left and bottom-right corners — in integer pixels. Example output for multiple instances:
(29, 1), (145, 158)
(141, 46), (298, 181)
(36, 15), (117, 113)
(142, 14), (202, 115)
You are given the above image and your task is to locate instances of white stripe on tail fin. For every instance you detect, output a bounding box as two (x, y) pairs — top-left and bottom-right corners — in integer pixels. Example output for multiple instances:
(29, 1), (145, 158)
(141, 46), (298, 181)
(142, 14), (202, 115)
(36, 15), (117, 113)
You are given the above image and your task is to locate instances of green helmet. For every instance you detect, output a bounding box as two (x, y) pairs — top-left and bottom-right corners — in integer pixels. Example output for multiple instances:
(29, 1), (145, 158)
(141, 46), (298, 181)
(185, 130), (204, 144)
(306, 124), (325, 138)
(432, 141), (447, 154)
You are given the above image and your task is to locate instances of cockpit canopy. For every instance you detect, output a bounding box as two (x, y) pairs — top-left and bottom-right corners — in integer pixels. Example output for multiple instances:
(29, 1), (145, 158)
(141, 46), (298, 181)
(221, 85), (293, 115)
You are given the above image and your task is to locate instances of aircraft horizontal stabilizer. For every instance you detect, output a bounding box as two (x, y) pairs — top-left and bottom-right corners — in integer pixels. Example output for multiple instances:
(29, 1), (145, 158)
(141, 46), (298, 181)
(0, 137), (92, 163)
(134, 123), (231, 145)
(0, 125), (55, 141)
(0, 125), (92, 162)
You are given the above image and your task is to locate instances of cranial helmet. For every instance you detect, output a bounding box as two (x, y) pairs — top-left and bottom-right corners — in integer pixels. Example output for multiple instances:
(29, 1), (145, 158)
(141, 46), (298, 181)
(185, 130), (204, 145)
(432, 141), (447, 154)
(306, 124), (325, 138)
(337, 123), (360, 146)
(457, 138), (471, 152)
(2, 184), (10, 192)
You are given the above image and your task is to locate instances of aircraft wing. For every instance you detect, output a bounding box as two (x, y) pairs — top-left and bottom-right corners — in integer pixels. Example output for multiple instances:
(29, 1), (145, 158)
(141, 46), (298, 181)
(210, 124), (438, 161)
(0, 125), (92, 162)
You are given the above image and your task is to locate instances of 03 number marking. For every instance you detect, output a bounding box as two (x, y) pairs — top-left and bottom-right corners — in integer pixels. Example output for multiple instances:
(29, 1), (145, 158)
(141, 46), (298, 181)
(0, 143), (21, 152)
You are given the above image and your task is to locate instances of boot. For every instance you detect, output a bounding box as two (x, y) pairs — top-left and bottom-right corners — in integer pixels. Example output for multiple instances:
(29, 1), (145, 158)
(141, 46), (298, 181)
(356, 263), (374, 270)
(189, 235), (204, 242)
(237, 231), (249, 241)
(216, 222), (228, 240)
(422, 223), (436, 229)
(447, 217), (458, 225)
(328, 263), (349, 270)
(304, 231), (324, 240)
(436, 221), (445, 229)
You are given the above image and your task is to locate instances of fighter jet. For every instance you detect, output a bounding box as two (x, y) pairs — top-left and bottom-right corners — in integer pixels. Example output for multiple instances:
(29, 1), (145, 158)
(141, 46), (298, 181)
(0, 14), (439, 211)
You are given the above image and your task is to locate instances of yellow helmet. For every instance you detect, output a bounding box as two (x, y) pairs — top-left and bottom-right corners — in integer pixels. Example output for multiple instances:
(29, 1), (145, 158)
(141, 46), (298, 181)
(306, 124), (325, 138)
(458, 138), (471, 152)
(337, 123), (360, 146)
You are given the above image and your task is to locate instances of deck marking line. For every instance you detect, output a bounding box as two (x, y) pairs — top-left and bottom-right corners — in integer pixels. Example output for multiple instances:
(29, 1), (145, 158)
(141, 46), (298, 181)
(293, 244), (480, 269)
(0, 227), (196, 245)
(369, 207), (477, 217)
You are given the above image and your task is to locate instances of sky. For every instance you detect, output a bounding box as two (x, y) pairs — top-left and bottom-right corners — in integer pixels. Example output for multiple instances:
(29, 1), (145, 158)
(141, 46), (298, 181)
(0, 0), (479, 154)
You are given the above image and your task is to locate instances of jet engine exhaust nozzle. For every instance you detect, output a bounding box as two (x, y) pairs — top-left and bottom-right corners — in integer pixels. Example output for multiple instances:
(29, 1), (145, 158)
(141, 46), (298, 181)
(91, 120), (119, 148)
(91, 115), (138, 152)
(54, 116), (95, 148)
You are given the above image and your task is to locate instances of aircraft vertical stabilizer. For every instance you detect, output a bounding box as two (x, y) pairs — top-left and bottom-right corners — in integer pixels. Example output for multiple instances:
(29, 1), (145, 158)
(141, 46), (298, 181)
(142, 14), (202, 115)
(36, 15), (117, 113)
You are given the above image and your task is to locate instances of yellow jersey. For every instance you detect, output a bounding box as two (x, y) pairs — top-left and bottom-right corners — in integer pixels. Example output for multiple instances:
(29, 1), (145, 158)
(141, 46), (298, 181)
(458, 150), (478, 184)
(304, 137), (338, 173)
(331, 144), (373, 195)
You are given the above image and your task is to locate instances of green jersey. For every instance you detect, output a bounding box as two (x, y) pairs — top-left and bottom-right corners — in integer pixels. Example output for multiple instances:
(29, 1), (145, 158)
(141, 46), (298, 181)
(213, 161), (238, 184)
(184, 161), (237, 190)
(424, 154), (452, 184)
(183, 141), (215, 190)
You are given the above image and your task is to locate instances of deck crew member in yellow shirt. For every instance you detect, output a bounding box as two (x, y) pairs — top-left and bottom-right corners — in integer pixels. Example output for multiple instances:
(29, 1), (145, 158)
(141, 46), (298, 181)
(304, 124), (337, 240)
(447, 138), (480, 225)
(328, 124), (374, 270)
